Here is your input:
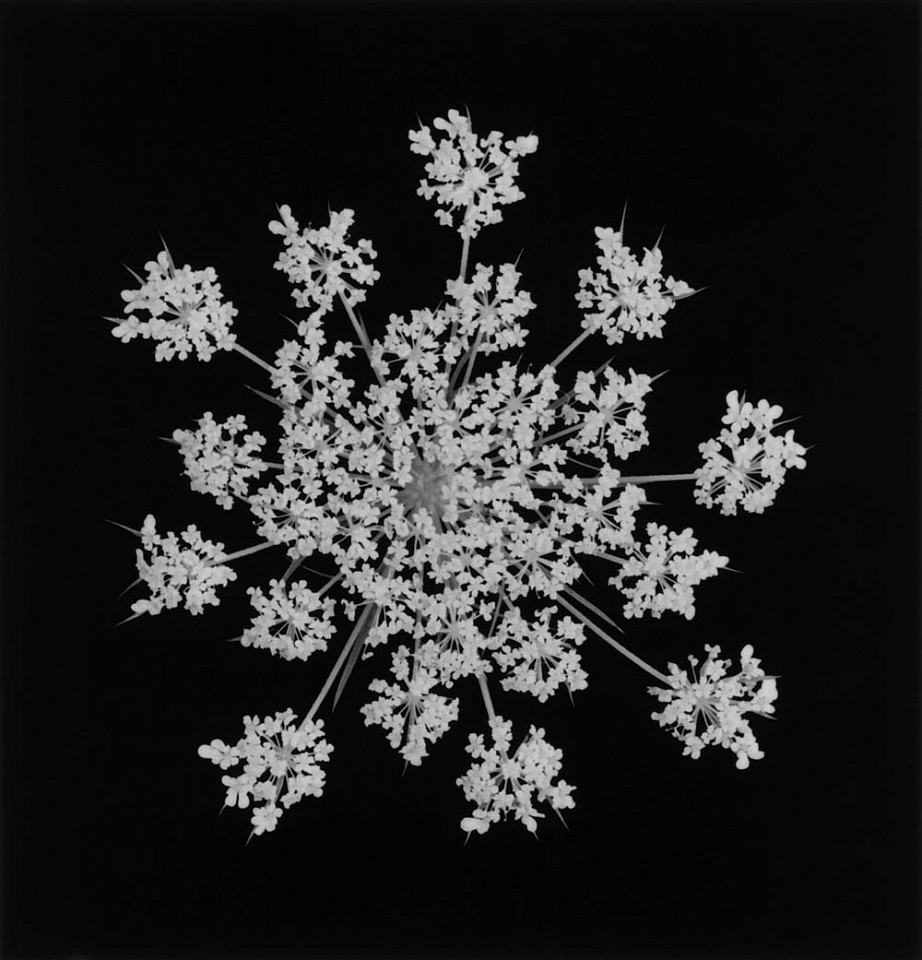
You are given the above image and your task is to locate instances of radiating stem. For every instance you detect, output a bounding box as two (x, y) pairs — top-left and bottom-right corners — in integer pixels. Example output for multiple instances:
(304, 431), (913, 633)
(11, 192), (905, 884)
(460, 325), (484, 392)
(477, 672), (497, 724)
(528, 472), (698, 491)
(556, 594), (668, 682)
(338, 292), (386, 387)
(458, 200), (474, 283)
(232, 342), (275, 375)
(618, 472), (698, 484)
(532, 421), (584, 447)
(459, 233), (471, 285)
(300, 615), (369, 728)
(548, 326), (593, 369)
(213, 541), (277, 564)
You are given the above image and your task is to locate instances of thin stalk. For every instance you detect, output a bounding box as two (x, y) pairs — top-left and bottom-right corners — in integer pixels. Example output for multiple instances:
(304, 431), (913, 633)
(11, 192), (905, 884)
(213, 541), (277, 564)
(458, 200), (474, 283)
(459, 233), (472, 285)
(618, 472), (698, 485)
(477, 672), (497, 724)
(531, 421), (584, 448)
(560, 584), (624, 631)
(584, 550), (627, 566)
(338, 292), (386, 388)
(460, 325), (484, 392)
(556, 593), (668, 683)
(528, 478), (599, 490)
(300, 612), (371, 728)
(528, 472), (698, 492)
(548, 326), (593, 369)
(332, 601), (379, 710)
(232, 343), (275, 375)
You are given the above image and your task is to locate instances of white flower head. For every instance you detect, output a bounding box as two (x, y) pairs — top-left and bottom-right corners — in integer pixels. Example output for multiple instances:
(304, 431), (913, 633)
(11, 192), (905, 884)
(361, 645), (460, 767)
(268, 204), (380, 318)
(131, 514), (237, 617)
(108, 248), (238, 361)
(173, 412), (268, 510)
(443, 261), (535, 357)
(575, 226), (692, 344)
(562, 367), (653, 460)
(609, 522), (728, 620)
(492, 606), (588, 703)
(271, 317), (356, 408)
(695, 390), (808, 515)
(241, 579), (336, 661)
(648, 643), (779, 769)
(112, 109), (809, 840)
(457, 717), (575, 836)
(409, 108), (539, 240)
(197, 709), (333, 836)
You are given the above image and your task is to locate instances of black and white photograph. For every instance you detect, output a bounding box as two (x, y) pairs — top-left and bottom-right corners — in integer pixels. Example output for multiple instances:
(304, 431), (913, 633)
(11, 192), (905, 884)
(1, 2), (918, 959)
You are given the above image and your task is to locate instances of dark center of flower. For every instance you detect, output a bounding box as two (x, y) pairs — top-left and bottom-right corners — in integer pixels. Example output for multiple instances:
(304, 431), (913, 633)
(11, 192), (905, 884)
(398, 456), (450, 520)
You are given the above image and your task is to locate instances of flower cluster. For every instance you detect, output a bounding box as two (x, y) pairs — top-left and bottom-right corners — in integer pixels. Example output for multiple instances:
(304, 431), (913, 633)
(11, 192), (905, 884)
(268, 205), (380, 320)
(198, 709), (333, 836)
(575, 226), (693, 344)
(442, 261), (535, 358)
(457, 717), (576, 835)
(108, 108), (807, 841)
(492, 606), (588, 703)
(695, 390), (808, 515)
(241, 579), (336, 661)
(648, 644), (779, 769)
(561, 367), (653, 460)
(610, 523), (728, 621)
(410, 107), (539, 239)
(108, 249), (238, 361)
(361, 646), (460, 767)
(131, 514), (237, 617)
(173, 412), (269, 510)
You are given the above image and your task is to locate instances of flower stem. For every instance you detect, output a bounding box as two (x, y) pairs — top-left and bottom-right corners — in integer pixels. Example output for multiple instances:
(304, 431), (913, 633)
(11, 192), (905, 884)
(460, 325), (484, 392)
(549, 326), (593, 369)
(532, 421), (585, 447)
(232, 342), (275, 375)
(213, 541), (277, 564)
(618, 472), (698, 484)
(529, 472), (698, 491)
(300, 611), (371, 727)
(477, 672), (497, 724)
(556, 593), (668, 682)
(458, 200), (474, 283)
(459, 234), (471, 285)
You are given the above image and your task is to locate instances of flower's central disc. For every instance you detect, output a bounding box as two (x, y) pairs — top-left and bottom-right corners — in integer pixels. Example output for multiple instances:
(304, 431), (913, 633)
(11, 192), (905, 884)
(398, 455), (450, 519)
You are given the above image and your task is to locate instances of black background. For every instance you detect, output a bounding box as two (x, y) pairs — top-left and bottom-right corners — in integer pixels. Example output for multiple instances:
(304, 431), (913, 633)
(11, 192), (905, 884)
(1, 2), (918, 959)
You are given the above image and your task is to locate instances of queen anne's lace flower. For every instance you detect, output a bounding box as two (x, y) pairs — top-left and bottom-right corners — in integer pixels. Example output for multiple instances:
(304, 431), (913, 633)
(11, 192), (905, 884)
(457, 717), (575, 835)
(197, 709), (333, 836)
(361, 646), (460, 766)
(561, 367), (653, 460)
(173, 412), (269, 510)
(272, 315), (356, 408)
(409, 108), (539, 239)
(695, 390), (808, 515)
(108, 249), (238, 361)
(241, 579), (336, 661)
(491, 606), (588, 702)
(609, 523), (727, 620)
(648, 644), (778, 769)
(443, 262), (535, 357)
(109, 108), (807, 840)
(575, 227), (692, 344)
(268, 205), (380, 318)
(131, 514), (237, 616)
